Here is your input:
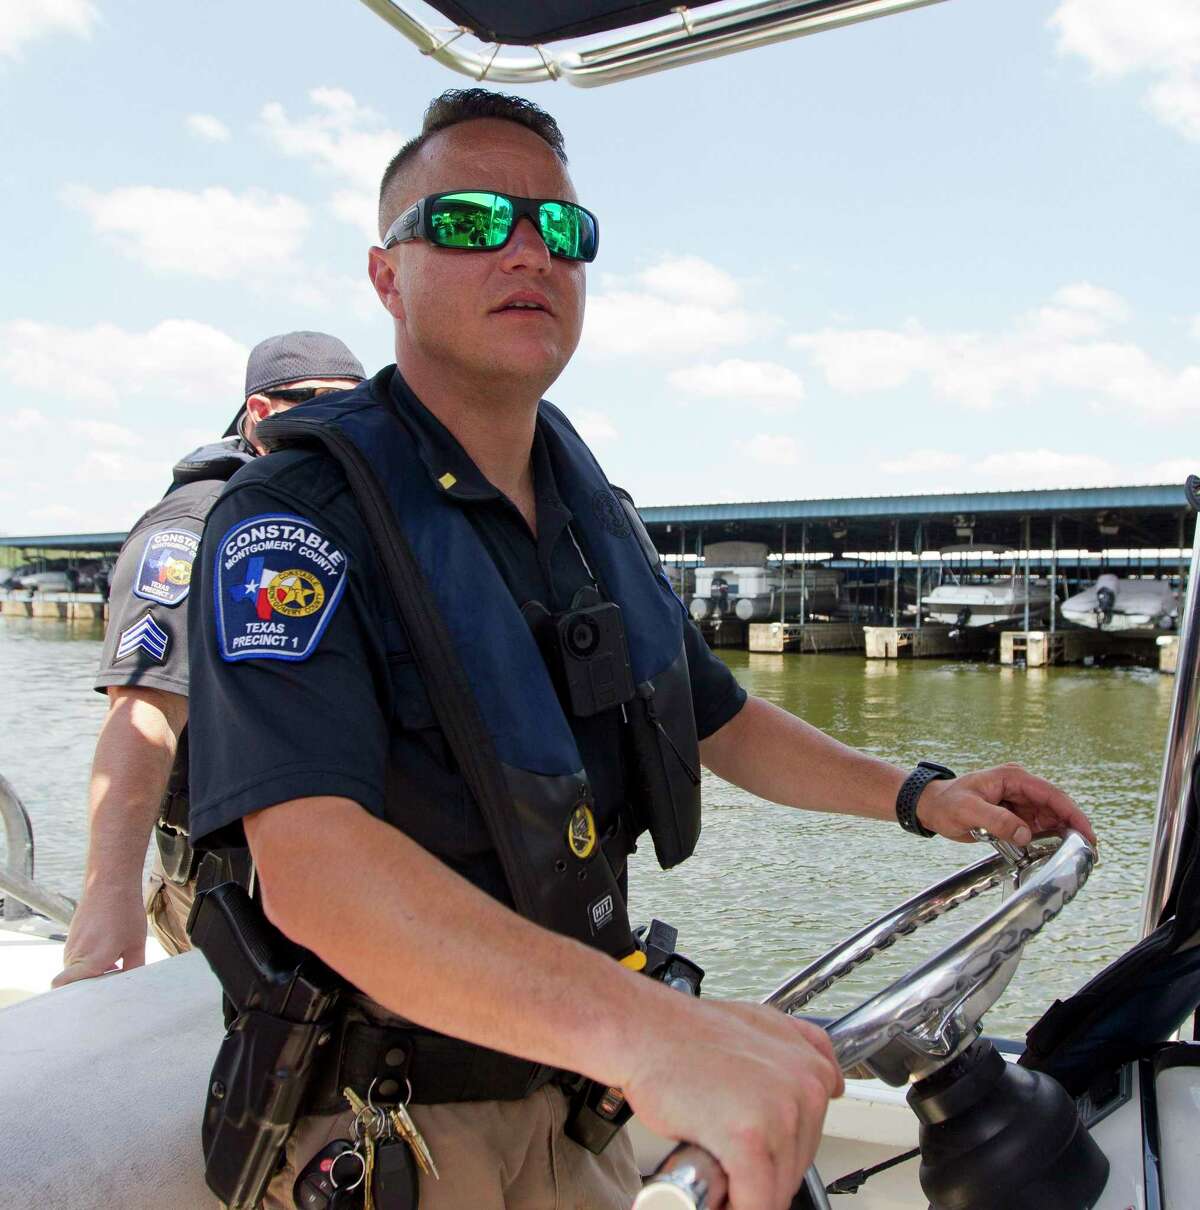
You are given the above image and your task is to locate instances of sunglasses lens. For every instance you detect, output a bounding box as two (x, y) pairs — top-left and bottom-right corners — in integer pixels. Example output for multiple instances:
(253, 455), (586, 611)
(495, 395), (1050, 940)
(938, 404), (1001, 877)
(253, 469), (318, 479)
(538, 201), (596, 262)
(429, 192), (513, 249)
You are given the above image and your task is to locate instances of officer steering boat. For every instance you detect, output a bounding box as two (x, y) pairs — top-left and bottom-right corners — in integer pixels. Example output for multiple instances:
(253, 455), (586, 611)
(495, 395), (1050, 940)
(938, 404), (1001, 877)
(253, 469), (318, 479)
(2, 7), (1198, 1210)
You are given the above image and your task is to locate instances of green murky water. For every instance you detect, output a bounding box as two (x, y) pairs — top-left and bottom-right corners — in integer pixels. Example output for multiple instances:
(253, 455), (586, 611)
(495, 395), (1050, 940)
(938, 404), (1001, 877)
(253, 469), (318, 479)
(0, 622), (1173, 1037)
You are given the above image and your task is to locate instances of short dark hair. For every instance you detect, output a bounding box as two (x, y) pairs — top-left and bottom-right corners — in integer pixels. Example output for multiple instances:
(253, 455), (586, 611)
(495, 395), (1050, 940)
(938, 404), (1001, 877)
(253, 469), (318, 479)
(377, 89), (569, 241)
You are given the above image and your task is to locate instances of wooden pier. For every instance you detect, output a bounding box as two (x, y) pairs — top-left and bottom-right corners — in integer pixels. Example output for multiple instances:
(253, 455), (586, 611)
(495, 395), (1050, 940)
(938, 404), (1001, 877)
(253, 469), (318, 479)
(1159, 636), (1180, 674)
(2, 594), (107, 622)
(1000, 629), (1162, 667)
(748, 622), (864, 653)
(863, 625), (991, 660)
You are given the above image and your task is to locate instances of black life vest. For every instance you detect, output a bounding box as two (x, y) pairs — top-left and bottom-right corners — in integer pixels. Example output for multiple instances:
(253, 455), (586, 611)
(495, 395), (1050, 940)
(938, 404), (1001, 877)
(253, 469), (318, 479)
(259, 368), (702, 959)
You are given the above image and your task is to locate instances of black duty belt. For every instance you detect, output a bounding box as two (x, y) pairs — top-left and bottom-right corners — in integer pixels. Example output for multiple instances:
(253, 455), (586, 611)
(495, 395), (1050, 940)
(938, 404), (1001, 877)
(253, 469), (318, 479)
(306, 1015), (566, 1114)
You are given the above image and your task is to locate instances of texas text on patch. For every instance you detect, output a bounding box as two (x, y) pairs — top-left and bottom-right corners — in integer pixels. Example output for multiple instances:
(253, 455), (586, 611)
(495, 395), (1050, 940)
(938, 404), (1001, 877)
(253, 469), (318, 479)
(214, 513), (349, 662)
(116, 612), (170, 664)
(133, 527), (201, 606)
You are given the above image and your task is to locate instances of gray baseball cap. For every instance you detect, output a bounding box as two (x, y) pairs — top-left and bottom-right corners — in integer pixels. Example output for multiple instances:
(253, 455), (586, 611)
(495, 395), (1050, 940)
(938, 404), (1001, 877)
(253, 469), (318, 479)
(224, 331), (366, 437)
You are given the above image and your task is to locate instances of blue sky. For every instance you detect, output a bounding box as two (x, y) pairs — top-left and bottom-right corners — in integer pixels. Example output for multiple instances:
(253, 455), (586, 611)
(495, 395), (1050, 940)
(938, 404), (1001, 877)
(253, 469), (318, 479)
(1, 0), (1197, 534)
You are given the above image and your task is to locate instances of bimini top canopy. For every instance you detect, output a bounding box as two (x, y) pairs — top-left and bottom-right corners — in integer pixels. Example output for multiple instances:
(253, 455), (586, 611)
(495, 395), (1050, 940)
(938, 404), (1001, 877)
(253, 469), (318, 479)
(357, 0), (947, 87)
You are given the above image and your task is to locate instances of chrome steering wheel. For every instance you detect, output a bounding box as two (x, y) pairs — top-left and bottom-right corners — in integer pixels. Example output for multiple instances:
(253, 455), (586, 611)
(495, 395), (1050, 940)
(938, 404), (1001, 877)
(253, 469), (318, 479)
(634, 829), (1096, 1209)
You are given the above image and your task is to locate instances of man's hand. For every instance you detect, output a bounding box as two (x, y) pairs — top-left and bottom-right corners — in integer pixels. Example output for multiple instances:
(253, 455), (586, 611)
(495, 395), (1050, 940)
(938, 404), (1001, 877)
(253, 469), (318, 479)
(52, 884), (148, 987)
(917, 763), (1097, 848)
(622, 999), (843, 1210)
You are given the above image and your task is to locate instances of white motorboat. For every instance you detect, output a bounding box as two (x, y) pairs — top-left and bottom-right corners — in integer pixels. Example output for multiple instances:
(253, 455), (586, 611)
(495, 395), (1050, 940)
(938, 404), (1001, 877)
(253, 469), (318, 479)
(1062, 574), (1180, 633)
(688, 541), (842, 623)
(921, 573), (1052, 630)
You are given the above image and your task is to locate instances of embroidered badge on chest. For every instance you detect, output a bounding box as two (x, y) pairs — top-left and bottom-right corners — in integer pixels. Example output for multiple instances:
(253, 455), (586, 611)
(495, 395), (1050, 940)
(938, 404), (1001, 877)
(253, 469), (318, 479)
(133, 527), (201, 606)
(214, 513), (349, 662)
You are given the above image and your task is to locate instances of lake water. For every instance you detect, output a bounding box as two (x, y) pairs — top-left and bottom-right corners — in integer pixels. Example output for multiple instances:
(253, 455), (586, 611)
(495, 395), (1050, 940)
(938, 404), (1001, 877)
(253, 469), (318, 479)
(0, 619), (1174, 1038)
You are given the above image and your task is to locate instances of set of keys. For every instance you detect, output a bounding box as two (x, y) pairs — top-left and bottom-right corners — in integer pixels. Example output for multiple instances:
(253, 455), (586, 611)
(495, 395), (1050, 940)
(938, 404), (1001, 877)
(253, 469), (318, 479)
(293, 1082), (438, 1210)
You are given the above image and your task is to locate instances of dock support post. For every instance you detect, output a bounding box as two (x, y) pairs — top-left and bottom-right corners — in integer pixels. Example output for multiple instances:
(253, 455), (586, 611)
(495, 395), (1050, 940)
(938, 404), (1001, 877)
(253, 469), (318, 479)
(915, 523), (923, 631)
(1181, 512), (1188, 596)
(1050, 516), (1058, 634)
(780, 522), (788, 623)
(800, 522), (807, 627)
(892, 521), (899, 627)
(1023, 515), (1031, 632)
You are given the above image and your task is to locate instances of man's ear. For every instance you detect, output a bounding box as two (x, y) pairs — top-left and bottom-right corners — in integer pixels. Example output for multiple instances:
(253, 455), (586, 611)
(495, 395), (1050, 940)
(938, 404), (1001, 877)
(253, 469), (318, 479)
(244, 393), (273, 425)
(368, 246), (405, 322)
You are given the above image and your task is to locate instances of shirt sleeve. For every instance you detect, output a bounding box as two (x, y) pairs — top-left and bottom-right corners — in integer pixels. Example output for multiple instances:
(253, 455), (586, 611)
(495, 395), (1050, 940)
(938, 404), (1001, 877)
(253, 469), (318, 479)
(683, 613), (747, 740)
(186, 455), (391, 847)
(94, 481), (220, 698)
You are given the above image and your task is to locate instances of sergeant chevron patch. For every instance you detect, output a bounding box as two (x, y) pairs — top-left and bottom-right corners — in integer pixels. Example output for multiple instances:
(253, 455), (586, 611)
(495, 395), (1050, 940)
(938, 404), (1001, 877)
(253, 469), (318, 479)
(116, 612), (170, 663)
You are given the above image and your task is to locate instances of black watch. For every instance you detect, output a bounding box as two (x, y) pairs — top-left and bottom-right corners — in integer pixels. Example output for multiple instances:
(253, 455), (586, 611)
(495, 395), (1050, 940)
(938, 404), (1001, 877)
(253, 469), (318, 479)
(895, 761), (955, 838)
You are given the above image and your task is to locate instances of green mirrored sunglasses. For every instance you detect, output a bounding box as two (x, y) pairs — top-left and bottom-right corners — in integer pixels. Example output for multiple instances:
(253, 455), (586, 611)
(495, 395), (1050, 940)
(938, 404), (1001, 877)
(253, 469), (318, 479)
(383, 190), (599, 263)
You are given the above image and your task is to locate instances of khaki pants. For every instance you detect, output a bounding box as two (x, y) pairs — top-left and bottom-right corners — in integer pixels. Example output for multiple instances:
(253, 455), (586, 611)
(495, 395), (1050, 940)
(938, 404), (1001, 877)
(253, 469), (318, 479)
(264, 1086), (641, 1210)
(144, 854), (195, 956)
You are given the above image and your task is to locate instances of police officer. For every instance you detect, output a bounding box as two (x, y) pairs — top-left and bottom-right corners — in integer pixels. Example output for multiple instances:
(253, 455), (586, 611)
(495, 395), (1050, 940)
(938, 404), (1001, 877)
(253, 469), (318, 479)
(187, 91), (1096, 1210)
(53, 333), (364, 986)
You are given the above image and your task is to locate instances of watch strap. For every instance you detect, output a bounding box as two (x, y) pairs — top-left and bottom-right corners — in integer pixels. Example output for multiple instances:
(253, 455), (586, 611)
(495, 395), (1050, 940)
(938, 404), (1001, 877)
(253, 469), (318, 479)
(896, 762), (955, 838)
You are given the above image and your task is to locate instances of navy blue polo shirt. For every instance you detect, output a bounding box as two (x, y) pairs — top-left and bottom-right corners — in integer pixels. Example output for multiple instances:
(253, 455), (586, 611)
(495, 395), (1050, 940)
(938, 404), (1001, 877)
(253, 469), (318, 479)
(187, 372), (745, 904)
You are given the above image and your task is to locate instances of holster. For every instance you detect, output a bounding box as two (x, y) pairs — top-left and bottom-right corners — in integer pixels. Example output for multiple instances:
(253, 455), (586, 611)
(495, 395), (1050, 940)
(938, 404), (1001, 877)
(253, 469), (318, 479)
(188, 881), (341, 1210)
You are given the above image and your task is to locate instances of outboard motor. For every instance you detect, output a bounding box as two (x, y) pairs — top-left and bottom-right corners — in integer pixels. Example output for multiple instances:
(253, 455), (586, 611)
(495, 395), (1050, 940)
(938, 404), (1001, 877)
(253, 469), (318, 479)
(1094, 574), (1118, 627)
(907, 1039), (1109, 1210)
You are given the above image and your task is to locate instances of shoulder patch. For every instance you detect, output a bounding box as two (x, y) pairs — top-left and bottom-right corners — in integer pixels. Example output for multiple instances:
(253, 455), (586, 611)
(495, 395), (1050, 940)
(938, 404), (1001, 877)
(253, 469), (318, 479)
(592, 489), (631, 538)
(133, 527), (201, 606)
(214, 513), (349, 662)
(116, 612), (170, 664)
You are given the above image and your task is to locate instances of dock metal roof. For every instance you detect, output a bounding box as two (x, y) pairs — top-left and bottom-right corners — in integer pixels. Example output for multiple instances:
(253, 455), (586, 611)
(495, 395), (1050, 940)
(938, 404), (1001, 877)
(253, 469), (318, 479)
(0, 533), (128, 552)
(639, 484), (1188, 525)
(0, 484), (1192, 560)
(639, 483), (1194, 554)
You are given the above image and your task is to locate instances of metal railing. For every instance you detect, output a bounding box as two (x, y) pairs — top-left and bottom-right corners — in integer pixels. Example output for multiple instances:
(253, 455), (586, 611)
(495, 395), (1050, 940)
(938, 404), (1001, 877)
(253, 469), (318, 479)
(357, 0), (946, 88)
(0, 773), (75, 928)
(1141, 475), (1200, 937)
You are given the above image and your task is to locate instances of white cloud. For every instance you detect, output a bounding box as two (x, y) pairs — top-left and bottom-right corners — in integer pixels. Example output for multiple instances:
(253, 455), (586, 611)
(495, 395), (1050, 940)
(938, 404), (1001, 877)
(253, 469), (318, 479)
(583, 255), (775, 359)
(11, 407), (47, 433)
(791, 283), (1200, 415)
(0, 318), (247, 408)
(668, 359), (804, 411)
(1148, 458), (1199, 484)
(971, 449), (1118, 488)
(573, 409), (619, 443)
(1050, 0), (1200, 141)
(186, 113), (231, 143)
(0, 0), (97, 60)
(260, 87), (406, 239)
(638, 255), (742, 308)
(64, 184), (309, 280)
(1190, 315), (1200, 341)
(736, 433), (801, 466)
(69, 419), (139, 447)
(880, 449), (965, 476)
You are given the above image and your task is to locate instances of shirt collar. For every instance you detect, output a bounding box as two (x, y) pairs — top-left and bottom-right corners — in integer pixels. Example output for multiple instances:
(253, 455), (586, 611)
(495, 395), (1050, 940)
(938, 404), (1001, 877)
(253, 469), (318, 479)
(388, 370), (499, 502)
(387, 368), (571, 521)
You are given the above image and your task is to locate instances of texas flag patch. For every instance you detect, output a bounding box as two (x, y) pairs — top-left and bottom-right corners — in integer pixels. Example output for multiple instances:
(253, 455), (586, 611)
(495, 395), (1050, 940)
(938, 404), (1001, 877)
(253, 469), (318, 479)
(134, 528), (200, 606)
(214, 513), (349, 662)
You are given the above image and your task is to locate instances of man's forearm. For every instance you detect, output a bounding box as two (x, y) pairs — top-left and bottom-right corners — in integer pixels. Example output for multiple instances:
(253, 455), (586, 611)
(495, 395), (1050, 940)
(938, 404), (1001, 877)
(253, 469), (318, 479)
(81, 688), (186, 891)
(700, 695), (905, 823)
(247, 796), (692, 1090)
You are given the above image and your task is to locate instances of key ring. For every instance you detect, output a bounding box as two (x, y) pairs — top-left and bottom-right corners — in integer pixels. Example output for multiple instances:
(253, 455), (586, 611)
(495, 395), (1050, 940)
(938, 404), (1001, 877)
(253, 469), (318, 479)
(329, 1148), (366, 1193)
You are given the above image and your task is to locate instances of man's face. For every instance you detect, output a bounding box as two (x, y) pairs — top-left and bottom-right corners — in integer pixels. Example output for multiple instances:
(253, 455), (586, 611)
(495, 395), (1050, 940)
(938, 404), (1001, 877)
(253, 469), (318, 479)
(374, 119), (587, 394)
